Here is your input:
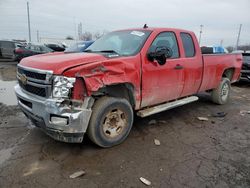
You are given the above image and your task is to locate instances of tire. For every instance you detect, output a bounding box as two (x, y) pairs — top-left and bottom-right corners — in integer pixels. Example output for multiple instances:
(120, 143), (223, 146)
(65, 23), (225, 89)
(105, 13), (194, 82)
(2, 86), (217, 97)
(211, 77), (231, 104)
(87, 97), (134, 148)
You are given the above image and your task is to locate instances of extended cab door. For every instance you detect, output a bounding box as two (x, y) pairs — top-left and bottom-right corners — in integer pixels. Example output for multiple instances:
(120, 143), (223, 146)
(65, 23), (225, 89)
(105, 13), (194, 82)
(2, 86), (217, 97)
(141, 31), (184, 108)
(179, 32), (203, 97)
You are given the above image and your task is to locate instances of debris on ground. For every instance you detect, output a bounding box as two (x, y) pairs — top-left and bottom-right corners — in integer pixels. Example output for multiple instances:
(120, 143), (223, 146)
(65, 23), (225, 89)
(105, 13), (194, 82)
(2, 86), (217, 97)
(140, 177), (151, 186)
(240, 110), (250, 116)
(69, 170), (86, 179)
(158, 120), (167, 124)
(211, 112), (227, 118)
(148, 119), (157, 125)
(197, 117), (209, 121)
(154, 139), (161, 146)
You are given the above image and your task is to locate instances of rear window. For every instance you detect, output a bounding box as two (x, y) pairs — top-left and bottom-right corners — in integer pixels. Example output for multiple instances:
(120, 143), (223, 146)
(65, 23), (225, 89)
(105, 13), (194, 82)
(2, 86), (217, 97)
(180, 33), (195, 57)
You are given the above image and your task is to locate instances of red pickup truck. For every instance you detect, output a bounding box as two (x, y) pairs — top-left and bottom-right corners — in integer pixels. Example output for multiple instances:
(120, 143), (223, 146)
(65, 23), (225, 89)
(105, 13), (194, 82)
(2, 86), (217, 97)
(15, 27), (242, 147)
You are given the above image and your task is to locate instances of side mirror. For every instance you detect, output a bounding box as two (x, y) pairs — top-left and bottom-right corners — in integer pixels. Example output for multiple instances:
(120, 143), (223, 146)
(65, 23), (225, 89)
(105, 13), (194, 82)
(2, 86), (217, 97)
(147, 46), (173, 65)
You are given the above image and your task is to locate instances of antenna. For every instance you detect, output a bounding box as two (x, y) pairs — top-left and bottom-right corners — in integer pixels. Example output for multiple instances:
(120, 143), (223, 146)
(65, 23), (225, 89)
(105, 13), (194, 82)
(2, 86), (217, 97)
(143, 24), (148, 29)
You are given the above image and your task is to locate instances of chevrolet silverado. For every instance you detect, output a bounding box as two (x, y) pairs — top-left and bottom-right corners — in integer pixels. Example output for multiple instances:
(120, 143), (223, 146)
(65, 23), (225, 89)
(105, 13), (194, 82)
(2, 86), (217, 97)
(15, 27), (242, 147)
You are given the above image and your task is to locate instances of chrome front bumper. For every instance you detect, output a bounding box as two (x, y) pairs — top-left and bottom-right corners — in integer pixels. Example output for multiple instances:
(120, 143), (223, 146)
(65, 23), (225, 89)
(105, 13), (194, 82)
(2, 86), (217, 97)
(240, 70), (250, 80)
(15, 85), (93, 143)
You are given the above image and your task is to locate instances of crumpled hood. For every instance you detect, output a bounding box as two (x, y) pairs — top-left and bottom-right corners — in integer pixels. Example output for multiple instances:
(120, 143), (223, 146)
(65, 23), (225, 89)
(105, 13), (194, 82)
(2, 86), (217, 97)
(19, 52), (108, 74)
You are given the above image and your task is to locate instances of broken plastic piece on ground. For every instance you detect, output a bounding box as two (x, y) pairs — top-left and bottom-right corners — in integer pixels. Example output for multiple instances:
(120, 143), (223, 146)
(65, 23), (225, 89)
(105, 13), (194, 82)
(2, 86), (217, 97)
(158, 120), (167, 124)
(240, 110), (250, 116)
(69, 170), (86, 179)
(140, 177), (151, 186)
(212, 112), (227, 118)
(154, 139), (161, 146)
(197, 117), (209, 121)
(148, 119), (157, 125)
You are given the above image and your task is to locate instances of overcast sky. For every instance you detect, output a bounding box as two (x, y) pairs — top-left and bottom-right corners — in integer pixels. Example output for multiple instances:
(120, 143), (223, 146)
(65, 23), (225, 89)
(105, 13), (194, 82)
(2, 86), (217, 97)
(0, 0), (249, 46)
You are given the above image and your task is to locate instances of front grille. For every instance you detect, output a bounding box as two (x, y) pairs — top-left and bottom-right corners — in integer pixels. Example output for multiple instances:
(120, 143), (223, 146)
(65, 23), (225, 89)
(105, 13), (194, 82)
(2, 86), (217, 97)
(18, 80), (46, 97)
(242, 64), (250, 70)
(17, 65), (53, 98)
(18, 97), (32, 109)
(18, 67), (46, 81)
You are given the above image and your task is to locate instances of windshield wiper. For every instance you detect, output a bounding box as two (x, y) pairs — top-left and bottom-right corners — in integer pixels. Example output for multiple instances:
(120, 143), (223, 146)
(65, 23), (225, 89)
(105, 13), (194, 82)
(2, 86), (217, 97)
(98, 50), (119, 54)
(84, 49), (93, 52)
(84, 49), (119, 55)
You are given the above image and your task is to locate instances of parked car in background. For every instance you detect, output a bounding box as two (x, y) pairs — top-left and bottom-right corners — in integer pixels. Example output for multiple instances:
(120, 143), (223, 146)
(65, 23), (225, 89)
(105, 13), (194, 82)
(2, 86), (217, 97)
(64, 41), (94, 53)
(0, 40), (25, 61)
(201, 46), (228, 54)
(15, 43), (53, 61)
(240, 53), (250, 81)
(45, 43), (65, 52)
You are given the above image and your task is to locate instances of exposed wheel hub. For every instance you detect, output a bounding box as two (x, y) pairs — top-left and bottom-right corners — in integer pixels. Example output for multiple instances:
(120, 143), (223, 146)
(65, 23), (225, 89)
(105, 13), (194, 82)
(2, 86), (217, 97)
(103, 109), (127, 138)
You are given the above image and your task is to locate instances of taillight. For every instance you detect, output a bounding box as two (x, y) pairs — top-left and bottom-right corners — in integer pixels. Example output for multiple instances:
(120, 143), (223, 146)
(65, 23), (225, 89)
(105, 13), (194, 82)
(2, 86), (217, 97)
(15, 48), (24, 53)
(71, 78), (86, 100)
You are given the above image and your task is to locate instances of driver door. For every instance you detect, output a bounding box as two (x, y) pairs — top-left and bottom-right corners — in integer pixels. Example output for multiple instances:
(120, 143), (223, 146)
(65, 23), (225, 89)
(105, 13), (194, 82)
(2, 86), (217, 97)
(141, 32), (184, 108)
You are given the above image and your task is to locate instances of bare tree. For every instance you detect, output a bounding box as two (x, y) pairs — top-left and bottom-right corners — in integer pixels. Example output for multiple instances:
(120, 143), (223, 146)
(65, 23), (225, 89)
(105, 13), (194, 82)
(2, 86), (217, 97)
(226, 46), (234, 53)
(226, 44), (250, 52)
(80, 32), (92, 41)
(93, 32), (102, 40)
(65, 36), (74, 40)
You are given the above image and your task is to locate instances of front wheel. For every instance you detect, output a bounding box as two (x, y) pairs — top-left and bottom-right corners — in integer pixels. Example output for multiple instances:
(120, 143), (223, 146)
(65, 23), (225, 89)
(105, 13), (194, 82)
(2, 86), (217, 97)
(87, 97), (134, 148)
(211, 77), (231, 105)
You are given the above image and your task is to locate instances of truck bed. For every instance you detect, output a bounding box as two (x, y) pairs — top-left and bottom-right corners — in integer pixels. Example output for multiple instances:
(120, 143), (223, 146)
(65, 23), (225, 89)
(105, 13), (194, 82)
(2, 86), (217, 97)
(199, 53), (242, 92)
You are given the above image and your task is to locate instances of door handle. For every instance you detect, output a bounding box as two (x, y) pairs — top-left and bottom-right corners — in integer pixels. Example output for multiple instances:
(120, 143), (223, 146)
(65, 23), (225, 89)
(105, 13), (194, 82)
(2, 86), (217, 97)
(174, 64), (183, 70)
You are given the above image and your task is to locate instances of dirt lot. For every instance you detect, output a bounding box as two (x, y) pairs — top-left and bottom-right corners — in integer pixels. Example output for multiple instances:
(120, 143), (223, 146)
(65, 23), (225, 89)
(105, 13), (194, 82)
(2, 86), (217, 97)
(0, 62), (250, 188)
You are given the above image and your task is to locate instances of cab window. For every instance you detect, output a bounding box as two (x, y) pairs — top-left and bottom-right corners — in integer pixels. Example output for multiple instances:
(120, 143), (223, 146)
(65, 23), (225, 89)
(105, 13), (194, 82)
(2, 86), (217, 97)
(180, 33), (195, 57)
(149, 32), (179, 58)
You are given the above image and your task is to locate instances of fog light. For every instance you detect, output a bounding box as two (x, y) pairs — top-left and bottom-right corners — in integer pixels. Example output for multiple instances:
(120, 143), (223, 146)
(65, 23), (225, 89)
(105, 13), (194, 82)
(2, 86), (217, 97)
(50, 116), (68, 126)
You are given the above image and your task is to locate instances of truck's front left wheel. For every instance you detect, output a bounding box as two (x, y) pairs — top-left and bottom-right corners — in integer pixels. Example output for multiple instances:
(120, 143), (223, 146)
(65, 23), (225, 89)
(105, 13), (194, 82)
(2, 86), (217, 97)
(87, 97), (134, 148)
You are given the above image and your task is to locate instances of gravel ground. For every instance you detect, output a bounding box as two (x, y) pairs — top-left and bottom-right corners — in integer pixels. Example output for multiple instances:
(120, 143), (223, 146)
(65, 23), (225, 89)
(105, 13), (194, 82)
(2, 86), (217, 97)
(0, 63), (250, 188)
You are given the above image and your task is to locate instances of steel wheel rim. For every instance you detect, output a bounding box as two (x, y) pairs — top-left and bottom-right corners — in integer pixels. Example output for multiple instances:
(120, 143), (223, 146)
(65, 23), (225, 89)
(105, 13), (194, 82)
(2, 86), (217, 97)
(221, 83), (229, 101)
(102, 109), (127, 138)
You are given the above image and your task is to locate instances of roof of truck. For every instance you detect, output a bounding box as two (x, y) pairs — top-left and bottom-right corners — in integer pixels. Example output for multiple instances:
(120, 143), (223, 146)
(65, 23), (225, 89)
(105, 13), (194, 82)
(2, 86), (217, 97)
(117, 27), (193, 34)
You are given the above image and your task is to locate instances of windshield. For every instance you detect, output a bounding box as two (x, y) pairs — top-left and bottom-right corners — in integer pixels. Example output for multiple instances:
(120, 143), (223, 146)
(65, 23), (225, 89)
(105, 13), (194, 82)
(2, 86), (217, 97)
(86, 30), (151, 56)
(65, 41), (93, 53)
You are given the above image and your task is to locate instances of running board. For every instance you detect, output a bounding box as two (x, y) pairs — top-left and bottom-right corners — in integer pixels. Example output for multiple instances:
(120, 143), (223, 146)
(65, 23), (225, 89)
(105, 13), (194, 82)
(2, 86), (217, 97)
(137, 96), (199, 118)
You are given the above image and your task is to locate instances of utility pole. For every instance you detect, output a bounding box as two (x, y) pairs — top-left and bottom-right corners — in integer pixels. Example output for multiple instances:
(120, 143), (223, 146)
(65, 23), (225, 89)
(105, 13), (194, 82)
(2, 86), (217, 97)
(235, 24), (242, 50)
(74, 17), (77, 41)
(198, 24), (203, 45)
(78, 22), (82, 40)
(37, 30), (39, 42)
(27, 2), (31, 42)
(220, 39), (223, 46)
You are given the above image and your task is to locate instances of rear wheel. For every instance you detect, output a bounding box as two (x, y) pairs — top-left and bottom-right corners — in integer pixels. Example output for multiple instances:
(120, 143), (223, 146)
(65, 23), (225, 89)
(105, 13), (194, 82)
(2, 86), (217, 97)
(211, 77), (231, 104)
(87, 97), (133, 148)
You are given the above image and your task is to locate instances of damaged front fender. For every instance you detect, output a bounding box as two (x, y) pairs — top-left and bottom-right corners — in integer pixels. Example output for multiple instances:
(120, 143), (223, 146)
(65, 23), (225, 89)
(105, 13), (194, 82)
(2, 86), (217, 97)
(63, 55), (142, 109)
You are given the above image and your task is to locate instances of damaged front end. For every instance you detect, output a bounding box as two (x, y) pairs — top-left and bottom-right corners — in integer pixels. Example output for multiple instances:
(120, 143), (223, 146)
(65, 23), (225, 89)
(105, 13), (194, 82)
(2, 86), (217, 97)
(15, 65), (94, 143)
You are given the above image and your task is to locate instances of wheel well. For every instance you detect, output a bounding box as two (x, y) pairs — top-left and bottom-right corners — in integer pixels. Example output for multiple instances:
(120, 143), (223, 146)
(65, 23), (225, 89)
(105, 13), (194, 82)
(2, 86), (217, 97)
(222, 68), (235, 81)
(92, 83), (136, 108)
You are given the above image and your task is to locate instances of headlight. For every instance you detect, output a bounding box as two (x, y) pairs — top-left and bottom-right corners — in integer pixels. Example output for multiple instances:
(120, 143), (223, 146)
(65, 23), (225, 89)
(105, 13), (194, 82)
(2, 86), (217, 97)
(52, 76), (76, 98)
